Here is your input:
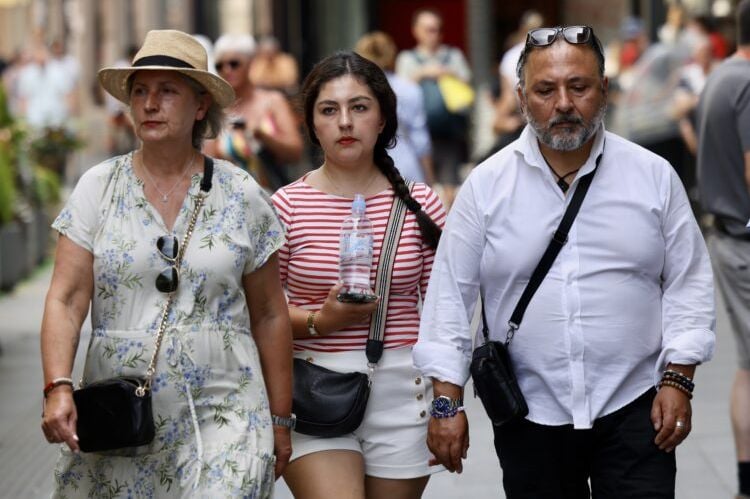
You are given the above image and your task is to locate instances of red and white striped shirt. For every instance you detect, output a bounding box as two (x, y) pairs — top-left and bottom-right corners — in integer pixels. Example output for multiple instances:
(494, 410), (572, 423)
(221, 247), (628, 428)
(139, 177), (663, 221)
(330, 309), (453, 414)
(272, 176), (447, 352)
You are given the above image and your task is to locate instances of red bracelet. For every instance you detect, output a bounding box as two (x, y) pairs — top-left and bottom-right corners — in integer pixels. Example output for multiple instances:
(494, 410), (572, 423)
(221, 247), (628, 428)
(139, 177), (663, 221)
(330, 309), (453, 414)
(43, 377), (74, 398)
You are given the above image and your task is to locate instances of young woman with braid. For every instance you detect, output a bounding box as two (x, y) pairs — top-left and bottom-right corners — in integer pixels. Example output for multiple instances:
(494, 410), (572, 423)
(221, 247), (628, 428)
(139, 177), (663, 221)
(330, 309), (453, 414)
(271, 51), (446, 499)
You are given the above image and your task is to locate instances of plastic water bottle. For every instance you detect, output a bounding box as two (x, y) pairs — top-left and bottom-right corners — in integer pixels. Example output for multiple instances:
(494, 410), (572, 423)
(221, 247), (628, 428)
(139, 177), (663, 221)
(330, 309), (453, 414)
(337, 194), (376, 303)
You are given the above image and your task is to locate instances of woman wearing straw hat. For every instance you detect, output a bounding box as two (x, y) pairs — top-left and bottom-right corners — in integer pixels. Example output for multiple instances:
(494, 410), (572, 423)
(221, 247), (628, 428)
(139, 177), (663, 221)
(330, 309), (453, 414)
(39, 30), (292, 497)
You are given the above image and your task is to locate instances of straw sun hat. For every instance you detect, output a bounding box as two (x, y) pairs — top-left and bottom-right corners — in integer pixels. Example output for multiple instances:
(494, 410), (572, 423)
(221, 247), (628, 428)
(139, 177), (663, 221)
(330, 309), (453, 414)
(98, 29), (235, 108)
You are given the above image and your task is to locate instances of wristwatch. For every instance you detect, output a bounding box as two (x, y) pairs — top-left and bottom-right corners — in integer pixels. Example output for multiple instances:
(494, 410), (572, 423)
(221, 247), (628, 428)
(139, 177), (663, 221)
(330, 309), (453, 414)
(307, 311), (320, 337)
(430, 395), (465, 418)
(271, 413), (297, 429)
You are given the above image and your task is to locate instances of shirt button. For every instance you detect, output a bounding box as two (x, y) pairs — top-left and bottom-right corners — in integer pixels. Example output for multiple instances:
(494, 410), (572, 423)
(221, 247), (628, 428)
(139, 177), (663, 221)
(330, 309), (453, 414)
(419, 410), (426, 418)
(415, 377), (422, 385)
(416, 393), (424, 401)
(305, 357), (314, 363)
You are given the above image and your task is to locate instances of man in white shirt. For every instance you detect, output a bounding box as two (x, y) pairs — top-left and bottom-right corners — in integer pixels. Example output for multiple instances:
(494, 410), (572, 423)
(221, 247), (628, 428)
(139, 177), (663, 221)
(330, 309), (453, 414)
(414, 25), (715, 498)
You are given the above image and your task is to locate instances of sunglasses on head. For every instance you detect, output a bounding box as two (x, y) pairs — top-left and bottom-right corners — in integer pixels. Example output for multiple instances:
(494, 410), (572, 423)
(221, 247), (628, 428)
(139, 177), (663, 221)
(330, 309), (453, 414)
(215, 59), (241, 72)
(155, 235), (179, 293)
(526, 25), (595, 48)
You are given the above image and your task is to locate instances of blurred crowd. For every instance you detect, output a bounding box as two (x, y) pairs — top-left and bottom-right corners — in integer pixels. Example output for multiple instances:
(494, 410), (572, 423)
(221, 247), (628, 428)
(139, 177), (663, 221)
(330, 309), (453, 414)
(0, 4), (737, 213)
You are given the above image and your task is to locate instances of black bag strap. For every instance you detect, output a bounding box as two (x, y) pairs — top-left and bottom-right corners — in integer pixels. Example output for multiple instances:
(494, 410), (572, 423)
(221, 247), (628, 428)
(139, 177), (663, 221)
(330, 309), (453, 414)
(481, 151), (603, 346)
(366, 182), (414, 365)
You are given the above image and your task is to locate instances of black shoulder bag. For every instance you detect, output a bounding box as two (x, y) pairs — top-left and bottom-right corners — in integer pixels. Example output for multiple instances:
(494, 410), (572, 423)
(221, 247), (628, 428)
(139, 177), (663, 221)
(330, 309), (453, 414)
(470, 156), (600, 427)
(73, 157), (214, 452)
(292, 183), (413, 437)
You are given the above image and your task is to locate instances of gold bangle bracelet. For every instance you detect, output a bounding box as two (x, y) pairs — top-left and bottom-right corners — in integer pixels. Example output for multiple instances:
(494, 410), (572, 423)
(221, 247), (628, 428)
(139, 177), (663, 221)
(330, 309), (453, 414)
(306, 311), (319, 336)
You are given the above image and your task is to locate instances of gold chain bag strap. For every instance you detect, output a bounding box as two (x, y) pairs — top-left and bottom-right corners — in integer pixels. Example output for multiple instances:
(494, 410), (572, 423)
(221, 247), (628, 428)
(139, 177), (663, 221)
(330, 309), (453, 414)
(73, 156), (213, 453)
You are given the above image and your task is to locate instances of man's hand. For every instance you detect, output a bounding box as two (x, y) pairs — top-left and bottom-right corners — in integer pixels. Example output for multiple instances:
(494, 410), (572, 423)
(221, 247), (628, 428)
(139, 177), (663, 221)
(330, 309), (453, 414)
(427, 412), (469, 473)
(651, 386), (692, 453)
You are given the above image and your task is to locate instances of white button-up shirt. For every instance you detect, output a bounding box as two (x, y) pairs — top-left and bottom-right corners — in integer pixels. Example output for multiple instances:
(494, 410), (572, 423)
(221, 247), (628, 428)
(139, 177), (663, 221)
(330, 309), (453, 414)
(414, 125), (715, 429)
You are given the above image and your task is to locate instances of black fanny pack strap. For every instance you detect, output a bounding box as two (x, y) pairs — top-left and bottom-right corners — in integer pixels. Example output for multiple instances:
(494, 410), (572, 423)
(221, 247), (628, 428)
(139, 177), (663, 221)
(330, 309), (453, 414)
(504, 152), (602, 343)
(366, 182), (414, 365)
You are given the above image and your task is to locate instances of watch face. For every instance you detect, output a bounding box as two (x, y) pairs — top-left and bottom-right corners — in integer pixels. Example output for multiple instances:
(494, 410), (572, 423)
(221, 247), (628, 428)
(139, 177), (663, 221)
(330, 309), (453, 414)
(434, 396), (452, 413)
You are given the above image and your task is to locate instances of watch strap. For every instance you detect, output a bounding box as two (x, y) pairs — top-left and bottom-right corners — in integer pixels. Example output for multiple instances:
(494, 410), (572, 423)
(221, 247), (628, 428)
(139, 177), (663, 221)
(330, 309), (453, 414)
(272, 413), (297, 429)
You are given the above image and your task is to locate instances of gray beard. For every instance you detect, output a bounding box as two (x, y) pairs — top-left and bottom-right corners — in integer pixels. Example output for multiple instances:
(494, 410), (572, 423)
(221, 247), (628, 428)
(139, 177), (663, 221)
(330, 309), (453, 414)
(524, 103), (606, 152)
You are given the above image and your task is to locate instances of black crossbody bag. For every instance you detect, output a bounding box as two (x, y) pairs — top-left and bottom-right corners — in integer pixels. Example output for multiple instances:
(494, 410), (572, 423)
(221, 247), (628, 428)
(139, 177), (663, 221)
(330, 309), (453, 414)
(292, 183), (413, 437)
(471, 154), (601, 427)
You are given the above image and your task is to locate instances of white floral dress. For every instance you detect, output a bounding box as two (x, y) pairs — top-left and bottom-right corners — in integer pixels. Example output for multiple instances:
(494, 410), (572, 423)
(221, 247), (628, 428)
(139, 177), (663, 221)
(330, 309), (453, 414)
(50, 153), (284, 498)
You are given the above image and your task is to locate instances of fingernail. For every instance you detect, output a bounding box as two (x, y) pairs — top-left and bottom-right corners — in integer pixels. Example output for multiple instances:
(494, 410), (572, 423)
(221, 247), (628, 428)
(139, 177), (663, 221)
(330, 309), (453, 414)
(73, 434), (79, 441)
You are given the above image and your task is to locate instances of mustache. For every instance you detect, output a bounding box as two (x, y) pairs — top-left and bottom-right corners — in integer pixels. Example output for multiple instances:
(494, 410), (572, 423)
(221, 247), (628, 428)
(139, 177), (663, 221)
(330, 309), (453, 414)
(549, 114), (584, 126)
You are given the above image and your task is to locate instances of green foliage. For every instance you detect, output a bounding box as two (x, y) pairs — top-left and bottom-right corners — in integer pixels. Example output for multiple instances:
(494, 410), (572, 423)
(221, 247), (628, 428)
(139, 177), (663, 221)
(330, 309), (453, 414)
(0, 146), (16, 225)
(0, 85), (11, 127)
(32, 165), (61, 206)
(29, 127), (84, 173)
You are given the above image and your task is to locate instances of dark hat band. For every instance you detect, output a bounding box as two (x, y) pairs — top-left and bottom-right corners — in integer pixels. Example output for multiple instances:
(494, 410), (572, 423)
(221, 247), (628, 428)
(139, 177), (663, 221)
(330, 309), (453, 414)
(133, 55), (195, 69)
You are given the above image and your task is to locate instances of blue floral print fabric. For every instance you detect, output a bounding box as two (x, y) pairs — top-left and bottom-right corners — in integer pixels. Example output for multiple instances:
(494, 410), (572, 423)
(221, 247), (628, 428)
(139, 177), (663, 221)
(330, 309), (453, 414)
(50, 153), (284, 498)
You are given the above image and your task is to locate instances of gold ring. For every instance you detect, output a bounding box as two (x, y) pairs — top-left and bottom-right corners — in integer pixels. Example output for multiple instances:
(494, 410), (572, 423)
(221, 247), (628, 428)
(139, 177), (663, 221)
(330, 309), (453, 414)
(675, 420), (685, 430)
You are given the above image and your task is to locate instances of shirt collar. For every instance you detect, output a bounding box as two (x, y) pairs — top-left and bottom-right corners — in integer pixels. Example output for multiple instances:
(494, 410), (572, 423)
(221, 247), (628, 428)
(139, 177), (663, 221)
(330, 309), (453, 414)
(514, 123), (606, 176)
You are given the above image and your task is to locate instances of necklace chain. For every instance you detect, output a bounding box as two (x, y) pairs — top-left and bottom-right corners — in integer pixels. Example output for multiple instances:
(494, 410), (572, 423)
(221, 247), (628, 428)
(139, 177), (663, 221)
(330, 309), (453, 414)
(140, 152), (195, 204)
(321, 164), (379, 197)
(543, 158), (580, 194)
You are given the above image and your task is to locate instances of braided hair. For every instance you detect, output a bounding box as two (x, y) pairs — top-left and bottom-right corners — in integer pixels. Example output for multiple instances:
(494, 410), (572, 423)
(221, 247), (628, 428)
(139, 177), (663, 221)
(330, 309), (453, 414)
(300, 51), (442, 248)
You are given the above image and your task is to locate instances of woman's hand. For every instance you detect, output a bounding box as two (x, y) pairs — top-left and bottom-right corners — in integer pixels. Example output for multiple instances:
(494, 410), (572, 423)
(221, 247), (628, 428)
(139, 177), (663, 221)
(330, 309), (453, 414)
(41, 387), (80, 452)
(315, 283), (379, 335)
(427, 412), (469, 473)
(273, 426), (292, 478)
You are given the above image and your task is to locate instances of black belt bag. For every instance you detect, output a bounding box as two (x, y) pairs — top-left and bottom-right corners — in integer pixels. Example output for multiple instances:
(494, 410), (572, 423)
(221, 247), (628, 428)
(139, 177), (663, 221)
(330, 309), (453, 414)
(292, 359), (370, 437)
(471, 153), (601, 427)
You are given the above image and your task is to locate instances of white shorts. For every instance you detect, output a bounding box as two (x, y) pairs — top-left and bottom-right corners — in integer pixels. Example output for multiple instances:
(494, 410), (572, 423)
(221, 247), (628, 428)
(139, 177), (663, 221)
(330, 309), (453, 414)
(290, 347), (443, 479)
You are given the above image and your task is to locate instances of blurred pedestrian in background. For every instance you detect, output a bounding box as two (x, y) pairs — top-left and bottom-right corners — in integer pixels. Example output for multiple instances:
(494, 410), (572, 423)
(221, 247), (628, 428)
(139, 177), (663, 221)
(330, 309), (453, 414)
(415, 24), (714, 497)
(606, 16), (650, 94)
(273, 51), (446, 499)
(1, 49), (28, 118)
(192, 33), (217, 76)
(249, 35), (300, 97)
(104, 44), (138, 156)
(356, 31), (434, 184)
(489, 10), (544, 155)
(40, 29), (292, 497)
(16, 39), (82, 182)
(203, 33), (302, 191)
(17, 42), (76, 131)
(696, 3), (750, 498)
(396, 7), (472, 189)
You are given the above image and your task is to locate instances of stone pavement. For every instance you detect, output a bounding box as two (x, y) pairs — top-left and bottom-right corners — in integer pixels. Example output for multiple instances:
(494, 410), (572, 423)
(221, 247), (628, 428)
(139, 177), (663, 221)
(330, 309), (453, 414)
(0, 259), (738, 498)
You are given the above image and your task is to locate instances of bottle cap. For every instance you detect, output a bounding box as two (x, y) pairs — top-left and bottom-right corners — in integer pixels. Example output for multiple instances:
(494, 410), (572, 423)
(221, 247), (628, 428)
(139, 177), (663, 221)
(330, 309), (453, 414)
(352, 194), (366, 214)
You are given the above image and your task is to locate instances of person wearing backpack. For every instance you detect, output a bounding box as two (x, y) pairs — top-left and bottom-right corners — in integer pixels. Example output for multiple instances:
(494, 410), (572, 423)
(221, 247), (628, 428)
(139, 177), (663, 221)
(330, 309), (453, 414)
(396, 8), (472, 188)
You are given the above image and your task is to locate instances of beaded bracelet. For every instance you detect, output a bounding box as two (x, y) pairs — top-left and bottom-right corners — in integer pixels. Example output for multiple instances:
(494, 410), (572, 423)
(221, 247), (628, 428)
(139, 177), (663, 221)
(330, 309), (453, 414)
(662, 370), (695, 392)
(43, 377), (74, 398)
(658, 379), (693, 399)
(663, 369), (694, 386)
